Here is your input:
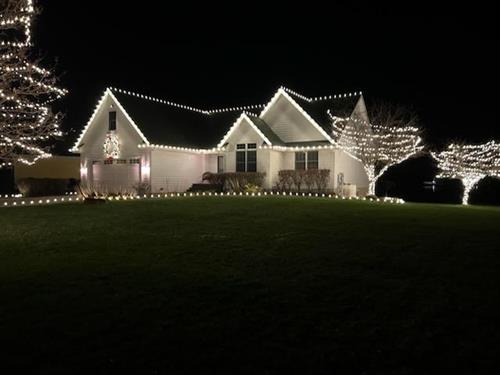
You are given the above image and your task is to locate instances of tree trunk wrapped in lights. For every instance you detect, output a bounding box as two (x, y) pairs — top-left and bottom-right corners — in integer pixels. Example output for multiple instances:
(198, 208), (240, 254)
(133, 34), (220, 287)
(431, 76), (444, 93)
(329, 103), (423, 196)
(0, 0), (67, 168)
(432, 141), (500, 205)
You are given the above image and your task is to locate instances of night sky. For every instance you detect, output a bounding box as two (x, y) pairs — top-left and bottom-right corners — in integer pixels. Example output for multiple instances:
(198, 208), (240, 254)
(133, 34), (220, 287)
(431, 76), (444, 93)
(34, 1), (498, 153)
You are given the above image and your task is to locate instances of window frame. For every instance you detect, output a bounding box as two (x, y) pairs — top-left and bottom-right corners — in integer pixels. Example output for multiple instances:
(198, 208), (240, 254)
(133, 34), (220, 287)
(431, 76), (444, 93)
(295, 150), (319, 170)
(235, 143), (258, 172)
(108, 111), (117, 131)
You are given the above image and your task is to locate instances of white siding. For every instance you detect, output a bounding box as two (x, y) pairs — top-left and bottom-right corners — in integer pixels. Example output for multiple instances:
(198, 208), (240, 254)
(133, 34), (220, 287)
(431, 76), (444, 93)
(222, 116), (269, 182)
(92, 163), (140, 193)
(150, 150), (206, 192)
(78, 94), (146, 188)
(261, 94), (327, 143)
(278, 149), (336, 190)
(267, 150), (283, 189)
(318, 149), (335, 190)
(334, 149), (369, 195)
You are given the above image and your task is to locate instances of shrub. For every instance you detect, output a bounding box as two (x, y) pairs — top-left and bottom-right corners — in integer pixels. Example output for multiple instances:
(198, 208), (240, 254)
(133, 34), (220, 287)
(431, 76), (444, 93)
(277, 170), (294, 191)
(17, 178), (70, 197)
(133, 182), (151, 195)
(303, 170), (316, 192)
(244, 183), (263, 194)
(291, 170), (305, 192)
(316, 169), (330, 193)
(223, 172), (265, 192)
(202, 172), (225, 186)
(203, 172), (265, 192)
(276, 169), (331, 192)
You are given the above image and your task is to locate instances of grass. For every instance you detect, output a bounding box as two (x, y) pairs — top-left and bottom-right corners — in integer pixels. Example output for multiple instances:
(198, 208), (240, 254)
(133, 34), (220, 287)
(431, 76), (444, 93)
(1, 197), (499, 374)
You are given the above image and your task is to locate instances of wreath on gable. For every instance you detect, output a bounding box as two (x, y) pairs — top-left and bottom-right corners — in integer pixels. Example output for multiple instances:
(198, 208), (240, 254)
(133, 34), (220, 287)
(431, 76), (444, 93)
(103, 132), (120, 159)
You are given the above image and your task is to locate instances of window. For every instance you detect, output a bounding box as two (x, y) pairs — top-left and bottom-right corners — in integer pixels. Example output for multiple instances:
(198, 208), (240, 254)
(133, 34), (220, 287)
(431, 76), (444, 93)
(236, 143), (257, 172)
(236, 148), (246, 172)
(295, 150), (319, 170)
(116, 159), (127, 164)
(104, 159), (113, 165)
(307, 151), (319, 170)
(108, 111), (117, 131)
(295, 152), (306, 170)
(247, 149), (257, 172)
(129, 158), (140, 164)
(217, 156), (224, 173)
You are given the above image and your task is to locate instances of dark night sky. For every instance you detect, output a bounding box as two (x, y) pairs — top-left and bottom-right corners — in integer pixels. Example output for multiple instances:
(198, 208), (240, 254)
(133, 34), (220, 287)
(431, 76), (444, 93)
(34, 1), (498, 153)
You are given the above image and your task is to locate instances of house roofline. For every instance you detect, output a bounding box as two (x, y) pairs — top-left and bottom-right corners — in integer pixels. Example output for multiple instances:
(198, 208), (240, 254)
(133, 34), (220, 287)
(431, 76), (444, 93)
(259, 88), (336, 144)
(217, 113), (273, 149)
(69, 88), (150, 153)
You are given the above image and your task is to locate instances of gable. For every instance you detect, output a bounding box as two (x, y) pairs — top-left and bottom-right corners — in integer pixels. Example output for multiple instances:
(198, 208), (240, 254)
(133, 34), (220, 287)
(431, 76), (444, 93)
(111, 89), (238, 148)
(73, 90), (148, 158)
(218, 114), (273, 149)
(350, 95), (370, 123)
(260, 90), (333, 144)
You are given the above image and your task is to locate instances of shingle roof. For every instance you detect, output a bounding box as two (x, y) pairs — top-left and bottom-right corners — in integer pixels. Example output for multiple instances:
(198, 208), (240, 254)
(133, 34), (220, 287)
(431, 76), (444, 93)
(247, 116), (285, 146)
(288, 95), (361, 135)
(107, 87), (361, 149)
(111, 89), (244, 148)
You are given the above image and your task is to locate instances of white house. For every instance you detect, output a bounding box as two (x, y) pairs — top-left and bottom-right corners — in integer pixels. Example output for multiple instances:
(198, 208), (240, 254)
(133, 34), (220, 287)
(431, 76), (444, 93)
(71, 87), (369, 194)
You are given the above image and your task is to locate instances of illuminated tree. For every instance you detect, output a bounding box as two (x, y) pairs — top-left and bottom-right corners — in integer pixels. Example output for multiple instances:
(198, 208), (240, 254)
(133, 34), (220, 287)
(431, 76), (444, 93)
(0, 0), (67, 168)
(329, 103), (423, 195)
(432, 141), (500, 205)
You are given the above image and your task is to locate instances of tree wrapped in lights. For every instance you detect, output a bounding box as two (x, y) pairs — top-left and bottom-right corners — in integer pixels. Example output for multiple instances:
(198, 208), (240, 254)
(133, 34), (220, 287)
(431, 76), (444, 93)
(432, 141), (500, 205)
(329, 103), (423, 195)
(0, 0), (67, 168)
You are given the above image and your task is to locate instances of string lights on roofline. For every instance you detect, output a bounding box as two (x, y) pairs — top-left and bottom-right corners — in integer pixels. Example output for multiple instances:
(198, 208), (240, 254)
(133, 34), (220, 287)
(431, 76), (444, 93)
(138, 144), (225, 154)
(281, 86), (363, 103)
(71, 86), (362, 153)
(109, 87), (266, 115)
(108, 86), (362, 116)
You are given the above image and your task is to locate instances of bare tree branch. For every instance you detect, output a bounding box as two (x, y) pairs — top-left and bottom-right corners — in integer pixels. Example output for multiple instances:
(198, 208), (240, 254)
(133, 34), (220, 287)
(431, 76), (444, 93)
(330, 101), (423, 195)
(0, 0), (67, 167)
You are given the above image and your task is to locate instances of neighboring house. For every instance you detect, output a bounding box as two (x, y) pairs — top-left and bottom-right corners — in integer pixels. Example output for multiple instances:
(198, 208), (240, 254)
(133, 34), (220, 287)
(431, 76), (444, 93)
(71, 87), (369, 194)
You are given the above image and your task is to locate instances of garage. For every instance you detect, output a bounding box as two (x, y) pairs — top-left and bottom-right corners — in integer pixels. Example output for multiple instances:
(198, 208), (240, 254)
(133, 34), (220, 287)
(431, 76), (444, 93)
(92, 160), (140, 194)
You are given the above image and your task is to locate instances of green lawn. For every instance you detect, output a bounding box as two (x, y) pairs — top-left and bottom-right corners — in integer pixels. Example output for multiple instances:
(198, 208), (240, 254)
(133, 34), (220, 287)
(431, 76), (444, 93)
(1, 197), (499, 374)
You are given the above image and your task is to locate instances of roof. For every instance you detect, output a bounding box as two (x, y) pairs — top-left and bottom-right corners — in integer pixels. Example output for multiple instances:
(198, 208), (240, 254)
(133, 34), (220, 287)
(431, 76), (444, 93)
(282, 91), (362, 136)
(247, 116), (285, 146)
(111, 89), (245, 148)
(73, 86), (363, 151)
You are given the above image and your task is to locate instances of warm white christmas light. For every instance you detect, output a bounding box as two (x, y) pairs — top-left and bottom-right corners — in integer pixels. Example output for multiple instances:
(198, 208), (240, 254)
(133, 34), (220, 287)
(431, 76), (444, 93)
(329, 109), (423, 195)
(432, 141), (500, 204)
(0, 0), (67, 167)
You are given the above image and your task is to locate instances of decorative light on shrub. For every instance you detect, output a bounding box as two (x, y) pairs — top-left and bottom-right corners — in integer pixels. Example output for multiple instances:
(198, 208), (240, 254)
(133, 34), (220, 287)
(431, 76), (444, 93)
(432, 141), (500, 204)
